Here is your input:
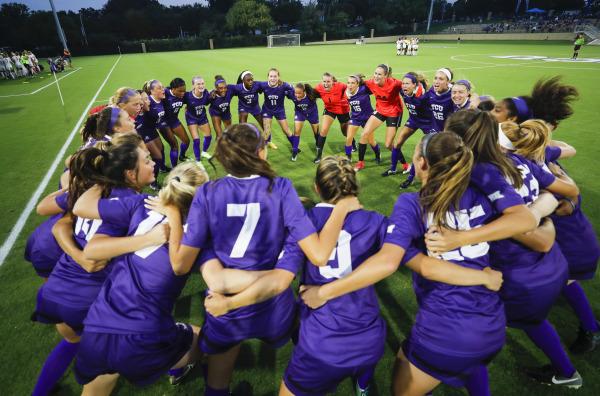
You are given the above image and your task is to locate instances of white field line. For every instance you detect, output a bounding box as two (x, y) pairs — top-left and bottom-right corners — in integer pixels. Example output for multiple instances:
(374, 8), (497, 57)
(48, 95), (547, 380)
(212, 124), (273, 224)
(0, 56), (121, 267)
(0, 67), (82, 98)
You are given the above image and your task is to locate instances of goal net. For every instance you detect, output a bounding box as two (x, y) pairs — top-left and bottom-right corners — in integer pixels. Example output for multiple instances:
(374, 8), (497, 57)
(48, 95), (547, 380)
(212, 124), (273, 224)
(267, 34), (300, 48)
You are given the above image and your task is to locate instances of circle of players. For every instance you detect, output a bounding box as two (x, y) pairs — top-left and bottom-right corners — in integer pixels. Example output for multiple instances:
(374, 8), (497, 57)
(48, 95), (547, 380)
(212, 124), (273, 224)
(26, 64), (597, 396)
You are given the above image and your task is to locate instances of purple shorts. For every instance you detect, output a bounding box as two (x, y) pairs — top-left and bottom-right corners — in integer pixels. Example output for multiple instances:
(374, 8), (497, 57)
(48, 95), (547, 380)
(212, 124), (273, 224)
(165, 117), (182, 129)
(261, 107), (287, 120)
(349, 117), (369, 128)
(238, 103), (261, 116)
(34, 287), (88, 332)
(136, 127), (159, 143)
(74, 322), (193, 386)
(404, 116), (432, 133)
(24, 215), (62, 278)
(294, 108), (319, 125)
(499, 245), (569, 328)
(185, 112), (209, 127)
(209, 108), (232, 121)
(402, 339), (499, 388)
(199, 288), (297, 354)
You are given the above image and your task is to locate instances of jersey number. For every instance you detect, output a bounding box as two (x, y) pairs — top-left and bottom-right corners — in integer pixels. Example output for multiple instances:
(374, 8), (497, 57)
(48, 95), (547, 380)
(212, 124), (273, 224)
(74, 217), (102, 242)
(134, 211), (167, 258)
(319, 230), (353, 279)
(227, 203), (261, 258)
(430, 205), (489, 261)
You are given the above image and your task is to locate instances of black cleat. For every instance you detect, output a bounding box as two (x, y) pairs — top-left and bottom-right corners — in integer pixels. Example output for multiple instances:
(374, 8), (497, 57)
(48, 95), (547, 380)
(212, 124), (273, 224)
(381, 168), (397, 177)
(400, 177), (414, 189)
(525, 365), (582, 389)
(570, 324), (600, 354)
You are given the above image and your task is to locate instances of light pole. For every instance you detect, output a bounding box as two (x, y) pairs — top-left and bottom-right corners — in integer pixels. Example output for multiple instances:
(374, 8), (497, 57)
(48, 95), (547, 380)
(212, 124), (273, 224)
(49, 0), (69, 51)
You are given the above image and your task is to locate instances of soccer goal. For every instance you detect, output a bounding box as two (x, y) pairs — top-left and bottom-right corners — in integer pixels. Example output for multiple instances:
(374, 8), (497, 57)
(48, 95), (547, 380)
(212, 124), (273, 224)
(267, 34), (300, 48)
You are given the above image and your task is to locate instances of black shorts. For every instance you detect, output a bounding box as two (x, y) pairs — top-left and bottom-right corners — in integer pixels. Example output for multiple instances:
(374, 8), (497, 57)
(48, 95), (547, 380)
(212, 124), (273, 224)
(373, 111), (402, 127)
(574, 45), (582, 51)
(323, 109), (350, 124)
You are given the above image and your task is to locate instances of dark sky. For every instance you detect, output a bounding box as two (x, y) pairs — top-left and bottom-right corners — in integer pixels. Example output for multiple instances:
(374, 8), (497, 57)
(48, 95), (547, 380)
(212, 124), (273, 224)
(0, 0), (210, 12)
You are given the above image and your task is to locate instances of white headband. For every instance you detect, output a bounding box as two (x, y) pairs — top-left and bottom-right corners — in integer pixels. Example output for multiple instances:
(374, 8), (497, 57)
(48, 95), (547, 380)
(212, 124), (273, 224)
(498, 124), (515, 150)
(437, 68), (452, 81)
(241, 71), (252, 80)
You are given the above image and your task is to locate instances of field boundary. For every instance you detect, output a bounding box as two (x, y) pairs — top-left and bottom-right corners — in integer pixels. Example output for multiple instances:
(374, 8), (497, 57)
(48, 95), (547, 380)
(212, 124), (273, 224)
(0, 56), (121, 267)
(0, 67), (82, 98)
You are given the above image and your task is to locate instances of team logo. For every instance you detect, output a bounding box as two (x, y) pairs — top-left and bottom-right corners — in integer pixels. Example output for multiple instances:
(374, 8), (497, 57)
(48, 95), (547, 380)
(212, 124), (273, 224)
(491, 55), (600, 63)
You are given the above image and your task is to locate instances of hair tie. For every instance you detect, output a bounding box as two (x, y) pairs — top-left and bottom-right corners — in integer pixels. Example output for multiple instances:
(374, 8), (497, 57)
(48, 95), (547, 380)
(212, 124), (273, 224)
(107, 107), (121, 133)
(455, 79), (471, 91)
(437, 68), (452, 81)
(173, 176), (181, 182)
(510, 97), (533, 121)
(497, 124), (515, 150)
(403, 74), (417, 84)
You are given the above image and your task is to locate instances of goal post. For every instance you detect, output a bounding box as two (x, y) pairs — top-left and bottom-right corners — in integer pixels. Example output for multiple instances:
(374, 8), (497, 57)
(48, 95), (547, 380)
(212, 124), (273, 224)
(267, 34), (300, 48)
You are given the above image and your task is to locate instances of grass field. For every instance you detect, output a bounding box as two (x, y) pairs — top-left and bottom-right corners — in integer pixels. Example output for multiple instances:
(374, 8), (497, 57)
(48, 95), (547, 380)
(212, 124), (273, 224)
(1, 41), (600, 395)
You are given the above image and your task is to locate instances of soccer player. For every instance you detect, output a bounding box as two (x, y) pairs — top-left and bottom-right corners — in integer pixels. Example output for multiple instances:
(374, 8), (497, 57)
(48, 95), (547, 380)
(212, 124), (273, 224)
(137, 83), (168, 188)
(354, 64), (402, 171)
(313, 72), (351, 163)
(162, 78), (193, 163)
(80, 107), (135, 148)
(31, 141), (155, 396)
(451, 79), (473, 113)
(301, 133), (506, 396)
(234, 70), (263, 126)
(209, 75), (235, 139)
(345, 74), (374, 162)
(573, 33), (585, 60)
(289, 83), (320, 161)
(110, 87), (142, 120)
(164, 123), (359, 396)
(184, 76), (212, 161)
(257, 68), (294, 151)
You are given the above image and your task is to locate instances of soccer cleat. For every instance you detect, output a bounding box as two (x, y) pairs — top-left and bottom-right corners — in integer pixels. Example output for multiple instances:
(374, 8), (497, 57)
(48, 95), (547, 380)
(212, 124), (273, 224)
(354, 379), (370, 396)
(401, 163), (411, 174)
(569, 324), (600, 354)
(313, 148), (322, 164)
(400, 176), (414, 189)
(375, 152), (381, 165)
(381, 168), (397, 177)
(168, 363), (195, 386)
(291, 152), (298, 162)
(201, 151), (212, 159)
(352, 141), (357, 152)
(525, 365), (582, 389)
(178, 154), (189, 162)
(354, 161), (365, 171)
(268, 141), (278, 150)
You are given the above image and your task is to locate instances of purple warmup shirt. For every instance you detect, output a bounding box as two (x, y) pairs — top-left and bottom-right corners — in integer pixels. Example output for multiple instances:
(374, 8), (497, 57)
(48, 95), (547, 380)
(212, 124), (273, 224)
(208, 85), (236, 117)
(425, 87), (453, 133)
(84, 194), (202, 334)
(184, 90), (210, 124)
(233, 82), (262, 114)
(347, 85), (373, 125)
(277, 205), (388, 368)
(385, 191), (506, 357)
(40, 188), (137, 309)
(258, 81), (293, 112)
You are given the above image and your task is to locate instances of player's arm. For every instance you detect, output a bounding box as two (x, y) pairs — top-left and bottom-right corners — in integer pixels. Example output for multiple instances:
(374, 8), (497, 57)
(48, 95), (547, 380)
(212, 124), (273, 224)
(37, 188), (67, 216)
(200, 258), (268, 295)
(52, 214), (107, 273)
(512, 217), (556, 253)
(548, 140), (576, 159)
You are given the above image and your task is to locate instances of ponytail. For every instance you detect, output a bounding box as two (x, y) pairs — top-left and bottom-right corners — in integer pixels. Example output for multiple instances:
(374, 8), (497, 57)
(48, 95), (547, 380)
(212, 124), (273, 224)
(419, 133), (474, 228)
(315, 156), (359, 203)
(67, 147), (112, 212)
(501, 119), (550, 163)
(159, 162), (209, 219)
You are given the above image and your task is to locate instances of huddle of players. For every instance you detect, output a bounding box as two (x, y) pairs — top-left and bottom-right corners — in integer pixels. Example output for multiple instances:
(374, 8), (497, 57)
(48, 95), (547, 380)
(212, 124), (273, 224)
(396, 37), (419, 56)
(23, 66), (600, 396)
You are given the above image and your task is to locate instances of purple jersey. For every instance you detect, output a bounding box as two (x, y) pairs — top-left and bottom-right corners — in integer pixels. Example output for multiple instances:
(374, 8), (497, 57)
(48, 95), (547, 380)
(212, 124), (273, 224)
(233, 82), (262, 114)
(184, 90), (210, 125)
(347, 85), (373, 126)
(278, 205), (387, 367)
(208, 85), (235, 118)
(425, 87), (453, 132)
(289, 93), (319, 125)
(402, 88), (432, 131)
(163, 88), (184, 127)
(386, 191), (505, 357)
(545, 146), (600, 279)
(38, 188), (137, 313)
(25, 192), (69, 278)
(452, 98), (471, 113)
(258, 81), (293, 112)
(84, 194), (200, 334)
(470, 162), (525, 213)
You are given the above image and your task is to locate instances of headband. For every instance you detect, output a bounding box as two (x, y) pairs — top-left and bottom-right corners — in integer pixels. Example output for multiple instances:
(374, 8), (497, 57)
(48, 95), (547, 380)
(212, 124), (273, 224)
(437, 68), (452, 81)
(240, 71), (252, 80)
(510, 97), (533, 121)
(107, 107), (121, 133)
(245, 123), (263, 153)
(497, 124), (515, 151)
(215, 79), (226, 87)
(421, 132), (437, 159)
(455, 79), (471, 91)
(349, 74), (362, 82)
(403, 74), (417, 84)
(149, 79), (159, 90)
(117, 89), (137, 104)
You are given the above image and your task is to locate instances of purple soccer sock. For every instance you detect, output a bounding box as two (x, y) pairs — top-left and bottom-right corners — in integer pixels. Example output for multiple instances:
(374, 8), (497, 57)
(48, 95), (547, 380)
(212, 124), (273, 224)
(180, 142), (189, 157)
(267, 134), (272, 143)
(160, 147), (166, 169)
(32, 340), (79, 396)
(205, 385), (229, 396)
(286, 135), (293, 147)
(345, 145), (353, 158)
(155, 157), (166, 173)
(193, 138), (201, 160)
(292, 136), (300, 154)
(170, 148), (178, 167)
(355, 365), (375, 390)
(562, 282), (600, 332)
(464, 365), (490, 396)
(523, 320), (576, 378)
(371, 143), (380, 156)
(168, 367), (184, 377)
(203, 136), (212, 152)
(390, 147), (400, 171)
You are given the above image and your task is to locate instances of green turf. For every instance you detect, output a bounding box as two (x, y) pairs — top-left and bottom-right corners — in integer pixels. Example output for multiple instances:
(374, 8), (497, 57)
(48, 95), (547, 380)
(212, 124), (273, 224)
(1, 41), (599, 395)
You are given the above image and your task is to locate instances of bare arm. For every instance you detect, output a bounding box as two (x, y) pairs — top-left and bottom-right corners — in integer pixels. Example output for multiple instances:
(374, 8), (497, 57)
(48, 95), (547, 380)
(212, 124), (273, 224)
(201, 258), (268, 294)
(529, 191), (559, 219)
(512, 217), (555, 253)
(297, 197), (360, 266)
(84, 225), (169, 260)
(37, 188), (67, 216)
(549, 140), (576, 159)
(72, 184), (102, 219)
(205, 269), (294, 317)
(165, 206), (201, 275)
(52, 215), (107, 273)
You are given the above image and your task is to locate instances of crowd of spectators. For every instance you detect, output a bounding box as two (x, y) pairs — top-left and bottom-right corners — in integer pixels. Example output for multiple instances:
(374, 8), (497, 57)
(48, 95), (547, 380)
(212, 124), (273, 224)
(484, 15), (580, 34)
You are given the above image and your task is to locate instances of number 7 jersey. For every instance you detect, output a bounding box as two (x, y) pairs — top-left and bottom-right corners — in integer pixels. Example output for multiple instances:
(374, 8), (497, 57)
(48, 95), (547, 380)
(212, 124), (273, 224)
(182, 175), (316, 270)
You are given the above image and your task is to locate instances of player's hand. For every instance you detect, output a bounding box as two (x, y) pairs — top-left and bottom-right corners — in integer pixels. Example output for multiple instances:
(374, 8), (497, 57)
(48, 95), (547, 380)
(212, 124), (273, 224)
(147, 223), (170, 245)
(204, 290), (230, 317)
(555, 199), (575, 216)
(75, 252), (108, 273)
(299, 285), (327, 309)
(144, 196), (168, 215)
(546, 162), (566, 178)
(483, 267), (503, 292)
(337, 196), (362, 213)
(425, 225), (464, 254)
